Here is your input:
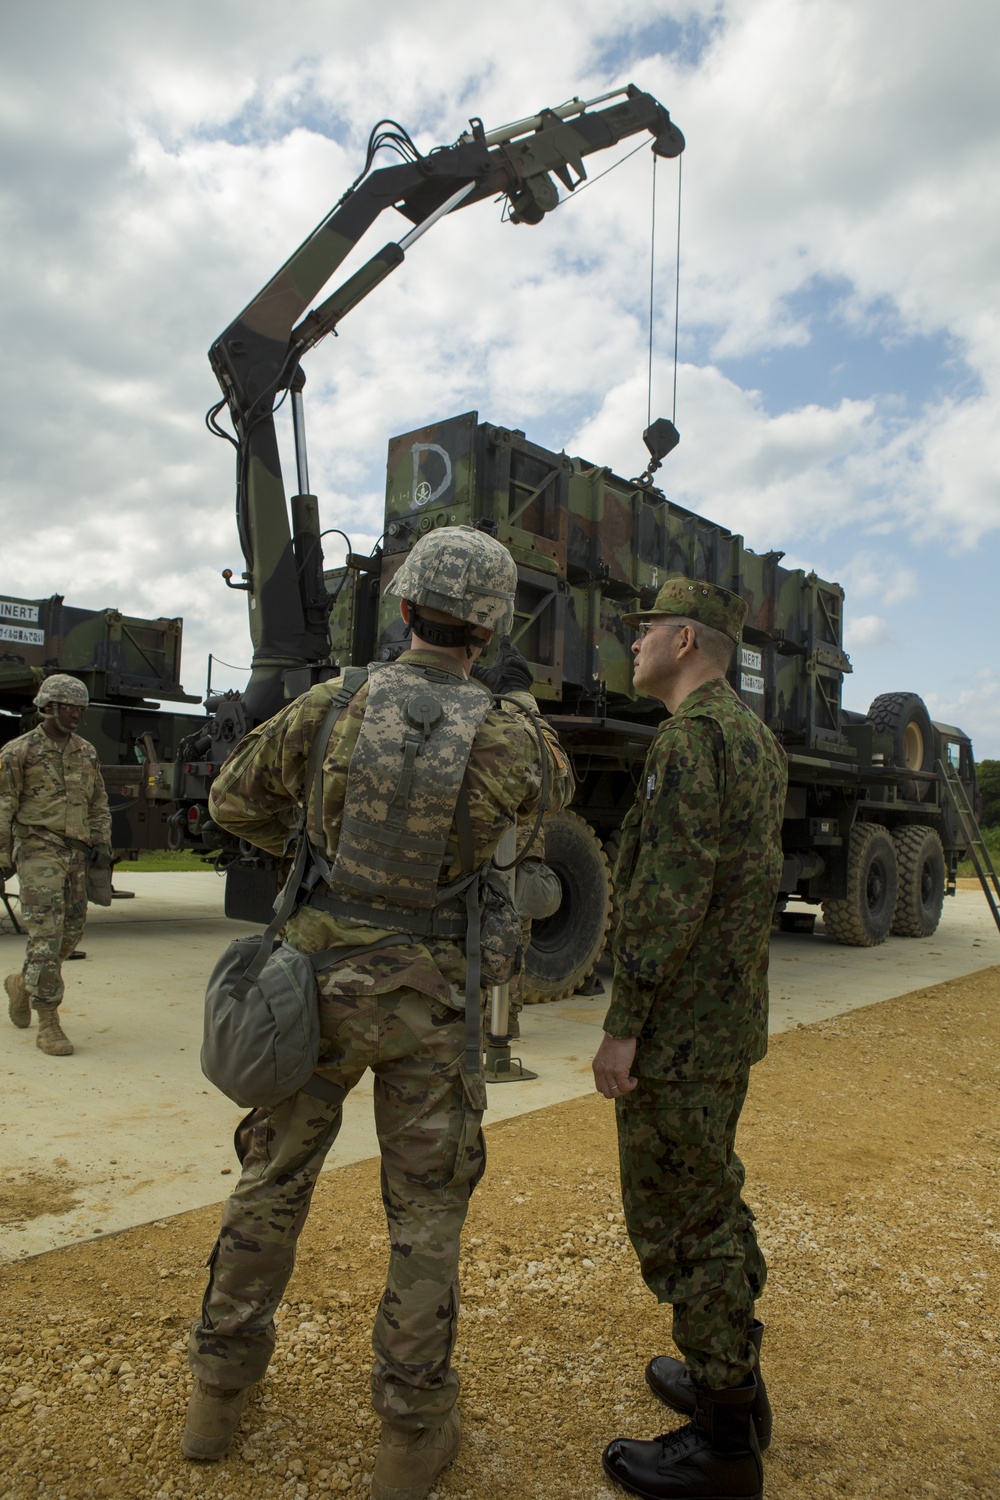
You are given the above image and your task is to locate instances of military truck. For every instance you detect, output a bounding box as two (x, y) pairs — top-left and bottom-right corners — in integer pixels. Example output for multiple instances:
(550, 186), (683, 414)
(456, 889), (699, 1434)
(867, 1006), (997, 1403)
(319, 409), (978, 999)
(0, 593), (203, 853)
(183, 81), (977, 991)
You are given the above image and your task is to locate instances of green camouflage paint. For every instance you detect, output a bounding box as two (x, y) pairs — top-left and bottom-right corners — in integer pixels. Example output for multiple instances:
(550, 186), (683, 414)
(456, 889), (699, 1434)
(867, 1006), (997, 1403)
(340, 413), (852, 747)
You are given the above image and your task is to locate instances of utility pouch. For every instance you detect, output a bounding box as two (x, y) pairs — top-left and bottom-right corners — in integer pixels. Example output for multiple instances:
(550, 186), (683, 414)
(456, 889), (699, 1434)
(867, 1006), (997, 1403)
(85, 861), (113, 907)
(514, 857), (561, 920)
(202, 938), (340, 1111)
(479, 866), (522, 986)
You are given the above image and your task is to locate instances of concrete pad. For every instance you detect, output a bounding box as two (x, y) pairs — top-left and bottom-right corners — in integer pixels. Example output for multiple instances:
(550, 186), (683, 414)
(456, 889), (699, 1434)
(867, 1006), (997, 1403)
(1, 874), (997, 1262)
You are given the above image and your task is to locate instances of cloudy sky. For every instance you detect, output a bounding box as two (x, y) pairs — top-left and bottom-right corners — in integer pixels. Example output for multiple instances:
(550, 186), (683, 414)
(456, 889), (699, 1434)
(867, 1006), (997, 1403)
(2, 1), (998, 752)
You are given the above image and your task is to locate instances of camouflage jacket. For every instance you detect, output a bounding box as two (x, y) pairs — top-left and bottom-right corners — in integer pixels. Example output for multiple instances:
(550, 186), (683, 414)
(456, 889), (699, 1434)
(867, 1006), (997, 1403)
(603, 677), (787, 1081)
(209, 650), (574, 1005)
(0, 724), (112, 858)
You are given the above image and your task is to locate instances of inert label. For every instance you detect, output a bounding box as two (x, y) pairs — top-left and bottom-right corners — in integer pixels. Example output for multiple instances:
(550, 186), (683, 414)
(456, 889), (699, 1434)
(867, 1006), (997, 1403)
(740, 647), (762, 671)
(741, 672), (765, 696)
(0, 599), (39, 623)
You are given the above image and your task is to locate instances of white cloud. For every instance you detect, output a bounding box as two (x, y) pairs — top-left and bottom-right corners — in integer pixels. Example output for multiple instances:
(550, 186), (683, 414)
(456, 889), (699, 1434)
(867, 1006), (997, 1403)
(844, 614), (893, 652)
(836, 555), (916, 607)
(1, 0), (999, 750)
(925, 671), (1000, 751)
(573, 361), (890, 550)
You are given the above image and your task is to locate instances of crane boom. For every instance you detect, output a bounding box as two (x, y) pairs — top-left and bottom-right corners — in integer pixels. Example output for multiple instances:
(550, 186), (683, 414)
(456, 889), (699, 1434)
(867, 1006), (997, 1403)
(208, 83), (684, 723)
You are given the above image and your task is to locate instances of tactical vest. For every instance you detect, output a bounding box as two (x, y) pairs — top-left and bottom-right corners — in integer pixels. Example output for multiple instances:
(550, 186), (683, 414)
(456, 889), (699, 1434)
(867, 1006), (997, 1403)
(322, 659), (494, 920)
(301, 661), (528, 1102)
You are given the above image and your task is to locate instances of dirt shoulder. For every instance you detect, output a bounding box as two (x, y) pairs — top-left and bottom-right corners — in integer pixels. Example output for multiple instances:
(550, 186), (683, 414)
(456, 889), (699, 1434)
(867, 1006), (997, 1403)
(1, 969), (998, 1499)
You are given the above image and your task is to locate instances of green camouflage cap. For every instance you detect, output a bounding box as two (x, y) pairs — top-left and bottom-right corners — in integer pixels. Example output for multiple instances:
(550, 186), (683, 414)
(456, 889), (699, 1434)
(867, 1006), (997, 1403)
(386, 525), (517, 634)
(621, 577), (747, 645)
(34, 673), (89, 709)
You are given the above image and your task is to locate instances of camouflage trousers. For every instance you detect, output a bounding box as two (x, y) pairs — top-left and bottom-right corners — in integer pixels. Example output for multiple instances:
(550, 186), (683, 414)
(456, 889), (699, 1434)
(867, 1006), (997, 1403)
(188, 985), (486, 1431)
(615, 1072), (766, 1388)
(14, 838), (88, 1003)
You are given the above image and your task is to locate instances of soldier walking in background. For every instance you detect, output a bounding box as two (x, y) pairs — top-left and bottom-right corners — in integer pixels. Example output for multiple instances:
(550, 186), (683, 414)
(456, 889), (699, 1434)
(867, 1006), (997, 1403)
(0, 674), (111, 1058)
(592, 579), (787, 1500)
(182, 527), (573, 1500)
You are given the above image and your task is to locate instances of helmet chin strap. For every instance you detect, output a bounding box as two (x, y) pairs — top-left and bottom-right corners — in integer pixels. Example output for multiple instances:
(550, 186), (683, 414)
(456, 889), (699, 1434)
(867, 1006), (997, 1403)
(407, 603), (487, 659)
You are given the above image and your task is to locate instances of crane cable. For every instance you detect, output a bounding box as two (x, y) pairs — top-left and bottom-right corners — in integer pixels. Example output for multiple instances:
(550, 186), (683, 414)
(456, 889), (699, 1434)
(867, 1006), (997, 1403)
(672, 154), (683, 426)
(646, 152), (684, 431)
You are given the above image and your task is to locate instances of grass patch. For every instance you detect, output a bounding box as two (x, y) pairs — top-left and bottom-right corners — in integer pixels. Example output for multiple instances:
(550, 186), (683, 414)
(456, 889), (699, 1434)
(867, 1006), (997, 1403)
(115, 850), (212, 873)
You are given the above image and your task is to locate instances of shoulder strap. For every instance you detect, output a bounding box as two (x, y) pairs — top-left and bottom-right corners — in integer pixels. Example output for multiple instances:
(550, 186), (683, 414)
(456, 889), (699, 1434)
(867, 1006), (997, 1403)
(230, 670), (368, 1000)
(308, 665), (369, 877)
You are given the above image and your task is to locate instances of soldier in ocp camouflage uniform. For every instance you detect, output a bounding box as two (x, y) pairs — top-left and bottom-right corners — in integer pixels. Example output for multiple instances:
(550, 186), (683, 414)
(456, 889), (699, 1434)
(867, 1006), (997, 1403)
(592, 579), (787, 1500)
(182, 528), (573, 1500)
(1, 674), (111, 1057)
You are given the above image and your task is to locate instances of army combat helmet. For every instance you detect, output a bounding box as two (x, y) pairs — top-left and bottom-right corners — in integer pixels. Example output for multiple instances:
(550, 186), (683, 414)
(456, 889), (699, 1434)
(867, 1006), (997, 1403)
(34, 674), (89, 710)
(386, 525), (517, 652)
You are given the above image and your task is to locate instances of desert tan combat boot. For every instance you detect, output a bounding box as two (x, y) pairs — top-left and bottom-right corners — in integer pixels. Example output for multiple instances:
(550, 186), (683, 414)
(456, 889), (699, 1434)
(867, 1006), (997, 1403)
(34, 1002), (73, 1056)
(5, 973), (31, 1028)
(181, 1378), (254, 1460)
(372, 1408), (461, 1500)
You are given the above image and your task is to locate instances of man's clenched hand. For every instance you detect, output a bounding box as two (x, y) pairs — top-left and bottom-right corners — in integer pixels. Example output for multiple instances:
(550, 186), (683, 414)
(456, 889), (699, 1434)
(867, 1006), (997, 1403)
(592, 1034), (639, 1100)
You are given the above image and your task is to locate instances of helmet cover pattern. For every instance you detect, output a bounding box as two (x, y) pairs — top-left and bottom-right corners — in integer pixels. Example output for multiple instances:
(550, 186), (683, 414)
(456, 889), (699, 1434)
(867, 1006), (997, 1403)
(34, 674), (90, 710)
(386, 526), (517, 635)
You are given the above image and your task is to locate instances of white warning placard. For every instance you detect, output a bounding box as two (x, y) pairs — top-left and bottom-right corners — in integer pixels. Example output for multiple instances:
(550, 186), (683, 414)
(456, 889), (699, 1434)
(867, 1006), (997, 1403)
(0, 623), (45, 646)
(740, 647), (762, 671)
(741, 672), (765, 696)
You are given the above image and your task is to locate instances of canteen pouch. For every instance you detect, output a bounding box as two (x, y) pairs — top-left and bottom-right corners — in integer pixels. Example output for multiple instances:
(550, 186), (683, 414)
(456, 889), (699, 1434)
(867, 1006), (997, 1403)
(201, 938), (343, 1112)
(513, 857), (561, 920)
(478, 866), (522, 986)
(85, 861), (113, 907)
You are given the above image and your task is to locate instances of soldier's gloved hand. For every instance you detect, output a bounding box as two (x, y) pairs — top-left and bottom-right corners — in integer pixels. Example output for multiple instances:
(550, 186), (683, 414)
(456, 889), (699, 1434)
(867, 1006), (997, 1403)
(88, 844), (113, 870)
(472, 636), (534, 695)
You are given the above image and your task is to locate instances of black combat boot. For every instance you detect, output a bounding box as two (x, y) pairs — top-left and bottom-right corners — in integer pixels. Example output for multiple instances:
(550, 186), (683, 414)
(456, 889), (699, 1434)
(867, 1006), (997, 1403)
(646, 1320), (771, 1451)
(602, 1374), (763, 1500)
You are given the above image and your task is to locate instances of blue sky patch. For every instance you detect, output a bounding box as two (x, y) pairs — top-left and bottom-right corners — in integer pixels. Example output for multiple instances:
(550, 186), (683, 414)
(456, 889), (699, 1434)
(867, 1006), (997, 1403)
(706, 276), (981, 416)
(591, 12), (722, 74)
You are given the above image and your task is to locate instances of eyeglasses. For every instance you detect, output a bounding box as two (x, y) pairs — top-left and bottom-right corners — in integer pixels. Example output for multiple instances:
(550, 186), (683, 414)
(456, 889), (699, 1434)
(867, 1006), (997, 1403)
(635, 620), (685, 641)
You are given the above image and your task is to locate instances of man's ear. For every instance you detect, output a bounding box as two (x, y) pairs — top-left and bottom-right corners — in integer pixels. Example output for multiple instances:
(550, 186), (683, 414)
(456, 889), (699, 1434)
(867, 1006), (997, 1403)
(399, 599), (411, 626)
(678, 624), (699, 657)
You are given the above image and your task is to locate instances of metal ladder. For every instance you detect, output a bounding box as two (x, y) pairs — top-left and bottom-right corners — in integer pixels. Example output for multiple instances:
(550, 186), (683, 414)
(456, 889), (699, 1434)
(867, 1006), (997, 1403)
(937, 758), (1000, 934)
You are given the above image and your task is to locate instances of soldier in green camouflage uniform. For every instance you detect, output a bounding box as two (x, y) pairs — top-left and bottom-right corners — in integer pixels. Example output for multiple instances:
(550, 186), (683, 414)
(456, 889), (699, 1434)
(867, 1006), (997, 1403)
(593, 579), (786, 1500)
(1, 674), (111, 1058)
(183, 529), (573, 1500)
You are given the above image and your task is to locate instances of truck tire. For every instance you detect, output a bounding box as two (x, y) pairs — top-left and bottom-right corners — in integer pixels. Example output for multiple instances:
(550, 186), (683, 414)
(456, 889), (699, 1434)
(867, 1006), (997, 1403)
(821, 823), (899, 947)
(522, 810), (613, 1003)
(866, 692), (934, 801)
(891, 825), (945, 937)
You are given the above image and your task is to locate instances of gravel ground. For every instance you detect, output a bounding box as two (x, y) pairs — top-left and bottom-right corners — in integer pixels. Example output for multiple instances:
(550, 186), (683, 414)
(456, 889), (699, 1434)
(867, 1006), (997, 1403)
(1, 967), (998, 1500)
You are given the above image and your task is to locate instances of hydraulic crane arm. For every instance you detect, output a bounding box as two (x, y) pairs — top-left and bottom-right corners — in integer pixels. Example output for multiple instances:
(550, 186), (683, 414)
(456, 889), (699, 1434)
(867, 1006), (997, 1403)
(208, 84), (684, 723)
